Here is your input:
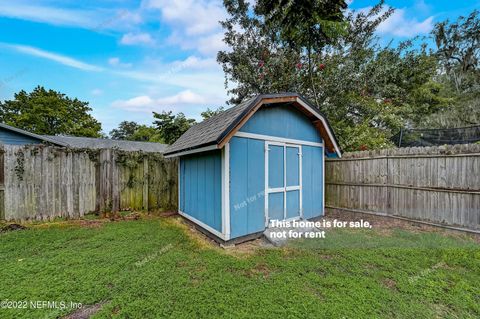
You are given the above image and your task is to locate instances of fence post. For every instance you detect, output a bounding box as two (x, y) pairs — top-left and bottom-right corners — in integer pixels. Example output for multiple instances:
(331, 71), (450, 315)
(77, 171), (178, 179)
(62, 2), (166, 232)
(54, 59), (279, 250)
(143, 157), (149, 211)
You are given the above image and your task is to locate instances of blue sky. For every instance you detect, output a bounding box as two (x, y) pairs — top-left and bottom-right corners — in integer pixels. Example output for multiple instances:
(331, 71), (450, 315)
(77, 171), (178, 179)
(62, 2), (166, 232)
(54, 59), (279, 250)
(0, 0), (478, 134)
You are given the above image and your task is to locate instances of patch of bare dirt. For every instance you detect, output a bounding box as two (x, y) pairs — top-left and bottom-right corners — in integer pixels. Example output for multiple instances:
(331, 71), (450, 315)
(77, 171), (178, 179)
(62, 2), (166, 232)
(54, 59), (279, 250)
(170, 216), (272, 256)
(243, 263), (271, 279)
(77, 220), (105, 228)
(63, 302), (106, 319)
(224, 238), (273, 257)
(158, 211), (178, 217)
(0, 223), (27, 233)
(172, 217), (220, 250)
(382, 278), (397, 290)
(123, 212), (141, 220)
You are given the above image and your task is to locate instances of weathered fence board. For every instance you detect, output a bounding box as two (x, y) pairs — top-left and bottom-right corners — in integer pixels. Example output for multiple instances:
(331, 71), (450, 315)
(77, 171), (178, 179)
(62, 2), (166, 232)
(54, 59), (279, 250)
(1, 145), (178, 221)
(326, 144), (480, 230)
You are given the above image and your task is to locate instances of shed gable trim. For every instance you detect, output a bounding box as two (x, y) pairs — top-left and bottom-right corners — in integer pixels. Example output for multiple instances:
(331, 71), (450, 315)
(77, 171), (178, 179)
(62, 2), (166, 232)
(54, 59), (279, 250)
(235, 131), (324, 147)
(164, 144), (218, 158)
(219, 96), (341, 157)
(217, 96), (297, 149)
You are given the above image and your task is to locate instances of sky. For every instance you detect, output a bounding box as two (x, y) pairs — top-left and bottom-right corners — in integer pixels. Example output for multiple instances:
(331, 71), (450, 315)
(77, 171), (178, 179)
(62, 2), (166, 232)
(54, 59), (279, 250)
(0, 0), (478, 135)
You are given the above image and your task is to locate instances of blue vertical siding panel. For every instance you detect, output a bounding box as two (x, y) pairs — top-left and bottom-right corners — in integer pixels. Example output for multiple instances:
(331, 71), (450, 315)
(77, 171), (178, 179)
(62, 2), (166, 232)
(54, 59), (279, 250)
(190, 158), (197, 218)
(183, 159), (189, 214)
(204, 157), (214, 228)
(229, 137), (265, 238)
(198, 157), (206, 223)
(180, 151), (222, 232)
(179, 160), (184, 212)
(213, 154), (222, 231)
(246, 138), (265, 234)
(239, 104), (323, 143)
(313, 146), (324, 216)
(230, 137), (248, 238)
(302, 146), (313, 219)
(302, 146), (324, 219)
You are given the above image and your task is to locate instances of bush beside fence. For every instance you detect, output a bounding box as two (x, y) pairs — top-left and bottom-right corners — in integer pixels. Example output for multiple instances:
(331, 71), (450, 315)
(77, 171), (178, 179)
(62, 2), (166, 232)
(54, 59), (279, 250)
(325, 144), (480, 230)
(0, 145), (178, 221)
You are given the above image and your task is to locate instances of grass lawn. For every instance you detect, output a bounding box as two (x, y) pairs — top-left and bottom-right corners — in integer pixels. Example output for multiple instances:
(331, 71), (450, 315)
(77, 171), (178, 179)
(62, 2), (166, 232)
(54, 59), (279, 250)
(0, 215), (479, 318)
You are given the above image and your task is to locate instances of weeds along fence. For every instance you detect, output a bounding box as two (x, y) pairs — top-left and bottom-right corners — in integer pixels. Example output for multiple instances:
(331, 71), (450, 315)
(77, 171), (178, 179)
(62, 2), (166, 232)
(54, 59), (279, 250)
(325, 144), (480, 230)
(0, 145), (178, 221)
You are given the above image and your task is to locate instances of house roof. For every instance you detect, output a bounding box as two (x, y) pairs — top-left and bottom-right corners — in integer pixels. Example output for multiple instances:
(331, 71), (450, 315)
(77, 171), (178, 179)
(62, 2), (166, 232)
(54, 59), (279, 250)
(0, 123), (168, 153)
(164, 93), (341, 157)
(0, 123), (68, 146)
(46, 136), (168, 153)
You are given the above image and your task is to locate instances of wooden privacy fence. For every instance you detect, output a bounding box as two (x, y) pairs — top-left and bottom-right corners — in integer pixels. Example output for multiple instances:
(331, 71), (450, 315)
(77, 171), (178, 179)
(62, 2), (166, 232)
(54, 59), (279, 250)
(0, 145), (178, 221)
(326, 144), (480, 230)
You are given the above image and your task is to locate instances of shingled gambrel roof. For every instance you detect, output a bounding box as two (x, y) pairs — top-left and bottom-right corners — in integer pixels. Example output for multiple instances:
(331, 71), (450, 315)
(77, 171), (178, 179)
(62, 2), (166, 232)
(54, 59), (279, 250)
(164, 96), (257, 155)
(164, 93), (341, 157)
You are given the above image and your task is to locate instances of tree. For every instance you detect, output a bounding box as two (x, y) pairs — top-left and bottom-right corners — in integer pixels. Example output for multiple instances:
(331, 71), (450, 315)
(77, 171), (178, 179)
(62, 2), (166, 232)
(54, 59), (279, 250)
(130, 125), (163, 142)
(201, 107), (225, 120)
(110, 121), (163, 142)
(255, 0), (348, 106)
(413, 10), (480, 129)
(152, 111), (196, 144)
(0, 86), (102, 137)
(110, 121), (141, 140)
(218, 1), (456, 151)
(432, 10), (479, 93)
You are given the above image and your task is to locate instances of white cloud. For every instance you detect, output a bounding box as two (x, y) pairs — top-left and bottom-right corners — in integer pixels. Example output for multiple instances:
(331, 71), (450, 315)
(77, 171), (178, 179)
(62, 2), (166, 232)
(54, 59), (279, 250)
(108, 57), (132, 68)
(377, 8), (434, 37)
(111, 90), (207, 112)
(108, 57), (121, 66)
(143, 0), (227, 56)
(0, 2), (141, 32)
(91, 88), (103, 96)
(414, 0), (431, 15)
(120, 32), (155, 45)
(164, 55), (218, 71)
(113, 55), (222, 85)
(196, 32), (227, 55)
(0, 2), (95, 28)
(144, 0), (226, 36)
(1, 43), (103, 72)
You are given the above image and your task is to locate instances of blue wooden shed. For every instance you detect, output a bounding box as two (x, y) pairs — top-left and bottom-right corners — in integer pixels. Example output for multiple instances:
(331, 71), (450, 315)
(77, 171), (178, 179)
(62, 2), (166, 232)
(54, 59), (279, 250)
(164, 93), (341, 242)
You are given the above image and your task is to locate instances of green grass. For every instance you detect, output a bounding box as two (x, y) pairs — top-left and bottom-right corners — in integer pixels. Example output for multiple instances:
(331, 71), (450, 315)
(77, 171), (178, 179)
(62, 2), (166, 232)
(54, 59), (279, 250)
(0, 216), (479, 319)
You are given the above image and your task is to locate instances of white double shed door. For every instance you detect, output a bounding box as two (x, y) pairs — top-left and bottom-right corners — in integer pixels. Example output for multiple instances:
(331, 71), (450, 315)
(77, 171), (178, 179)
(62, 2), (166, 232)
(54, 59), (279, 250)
(265, 141), (302, 226)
